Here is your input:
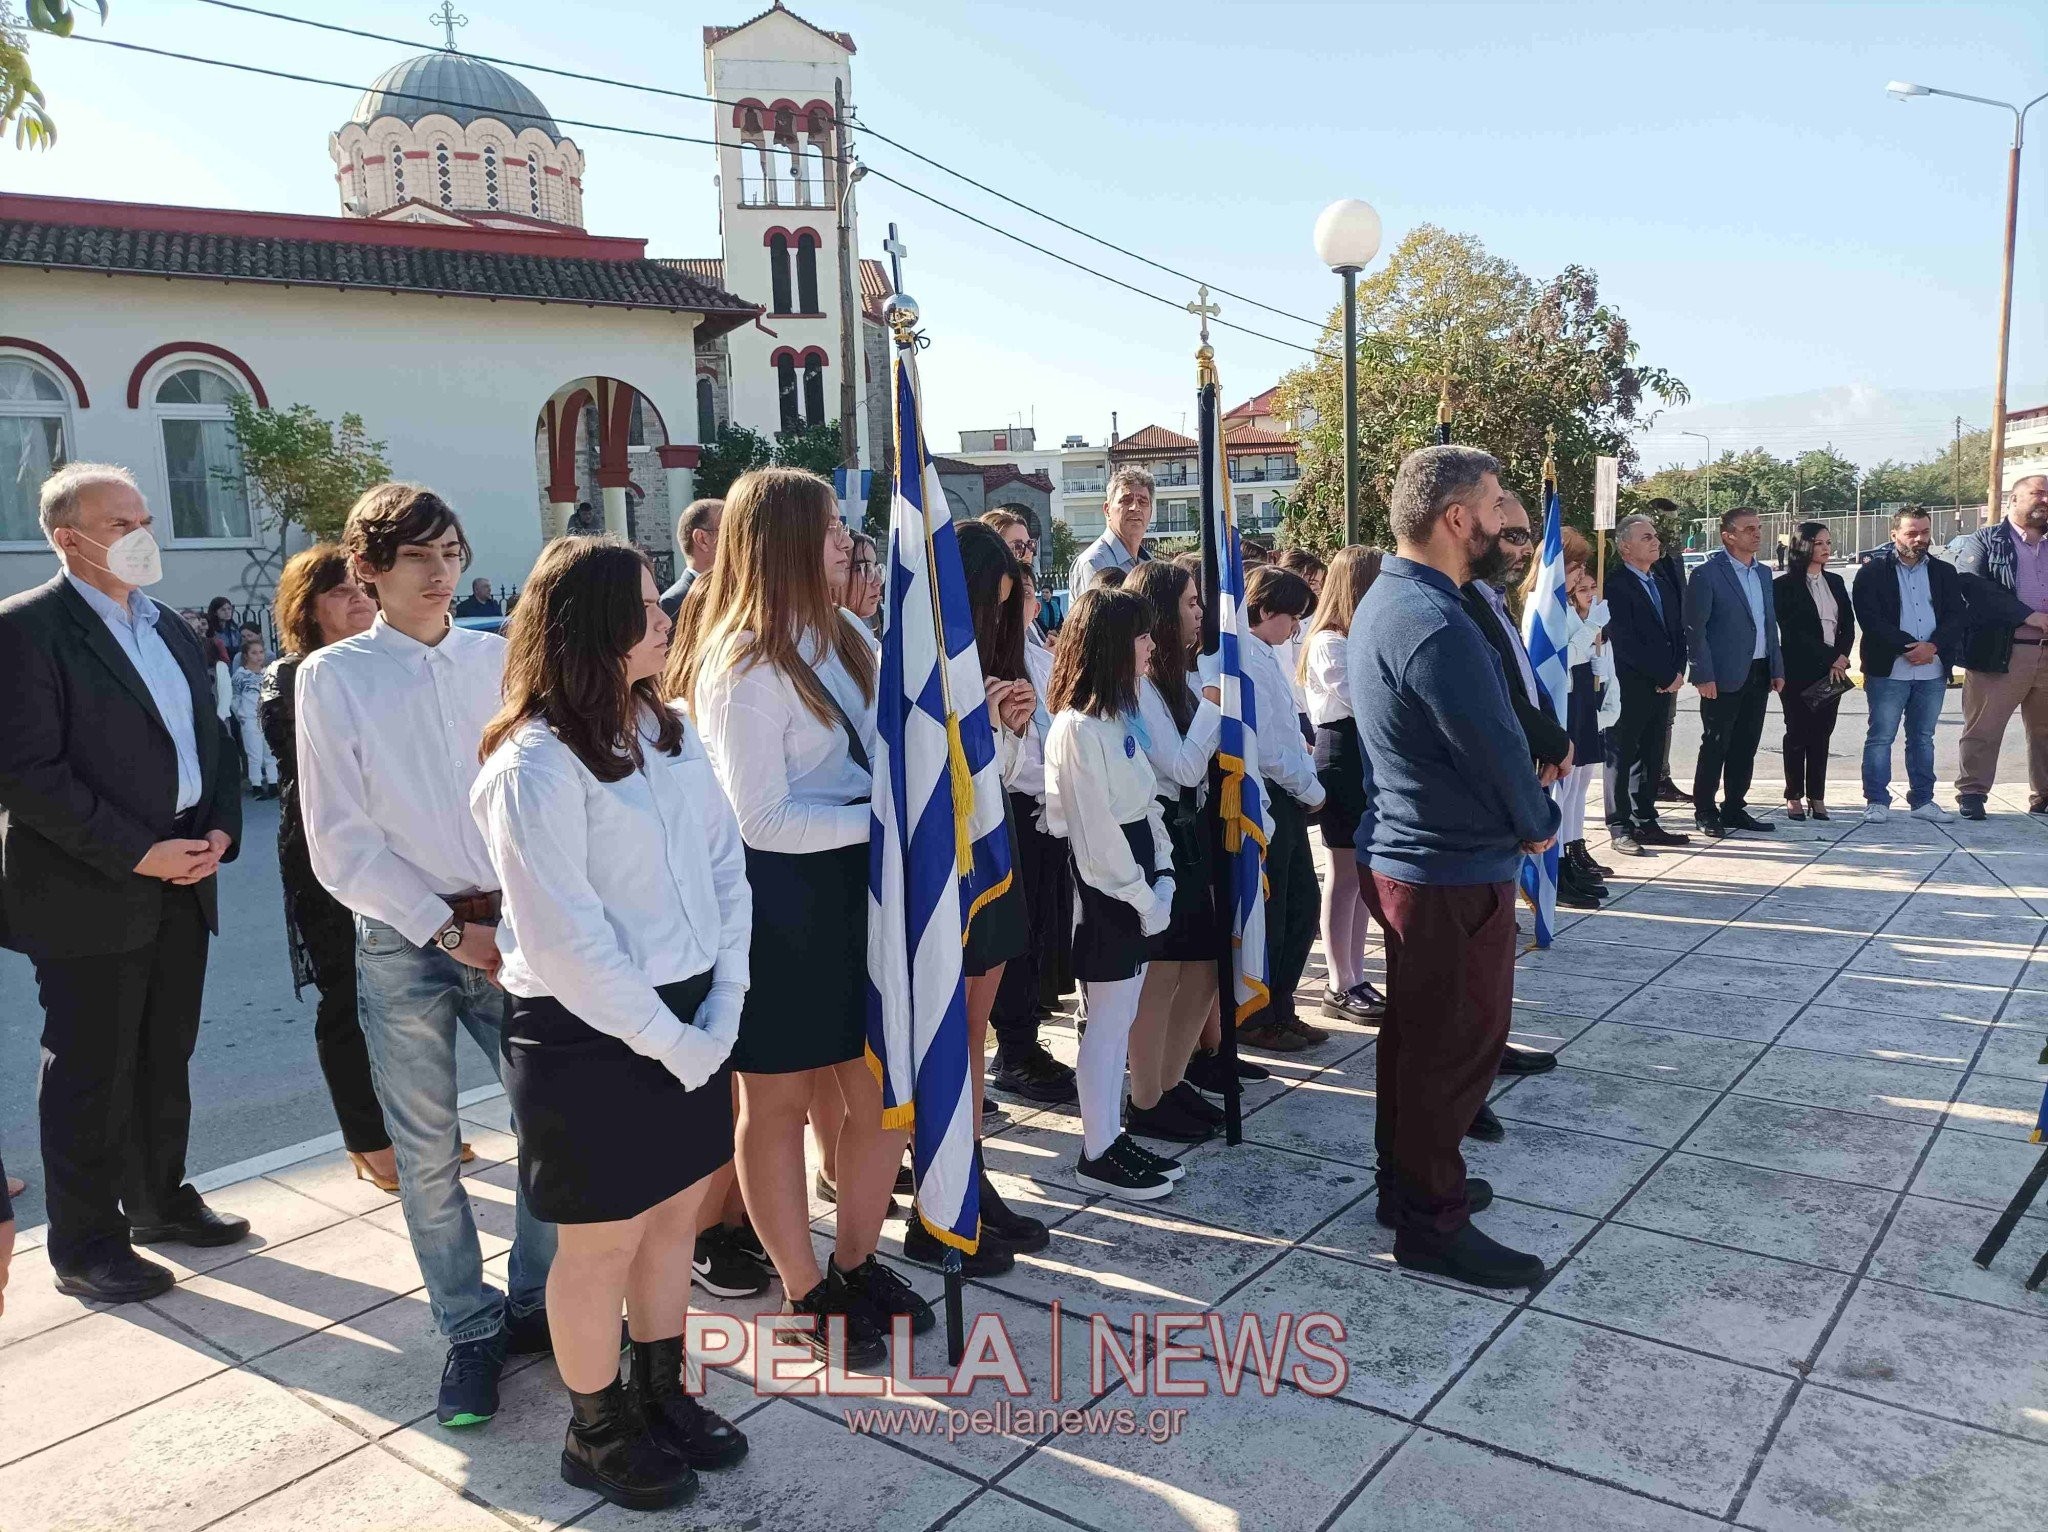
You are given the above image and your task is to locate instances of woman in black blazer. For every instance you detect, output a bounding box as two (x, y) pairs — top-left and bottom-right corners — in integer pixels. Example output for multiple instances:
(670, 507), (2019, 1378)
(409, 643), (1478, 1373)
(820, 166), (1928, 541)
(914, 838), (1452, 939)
(1773, 521), (1856, 820)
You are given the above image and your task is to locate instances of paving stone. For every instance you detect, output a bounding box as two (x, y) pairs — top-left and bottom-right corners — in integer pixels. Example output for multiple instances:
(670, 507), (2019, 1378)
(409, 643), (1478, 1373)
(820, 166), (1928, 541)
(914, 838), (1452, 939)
(1558, 1021), (1766, 1089)
(1814, 1280), (2048, 1441)
(130, 1176), (348, 1281)
(1564, 906), (1722, 952)
(1948, 1070), (2048, 1139)
(1617, 885), (1771, 923)
(1658, 952), (1836, 1005)
(0, 1304), (231, 1466)
(1511, 967), (1642, 1019)
(1154, 1139), (1370, 1243)
(1520, 936), (1677, 982)
(263, 1148), (410, 1219)
(1775, 1006), (1981, 1069)
(0, 1242), (113, 1348)
(1910, 1125), (2048, 1212)
(1866, 1195), (2048, 1316)
(250, 1289), (460, 1439)
(1602, 984), (1803, 1043)
(1428, 1309), (1792, 1516)
(1973, 1021), (2048, 1081)
(1506, 1010), (1599, 1053)
(1879, 899), (2045, 946)
(205, 1443), (513, 1531)
(1746, 892), (1905, 935)
(1492, 1067), (1719, 1147)
(1815, 972), (2011, 1025)
(1734, 1047), (1963, 1125)
(1998, 986), (2048, 1028)
(1303, 1194), (1595, 1290)
(1459, 1120), (1666, 1219)
(1694, 922), (1869, 968)
(1238, 1075), (1378, 1166)
(1684, 1095), (1933, 1191)
(1333, 1429), (1725, 1531)
(1617, 1153), (1894, 1271)
(1742, 1383), (2048, 1532)
(1850, 933), (2029, 990)
(1536, 1223), (1849, 1373)
(940, 1491), (1087, 1532)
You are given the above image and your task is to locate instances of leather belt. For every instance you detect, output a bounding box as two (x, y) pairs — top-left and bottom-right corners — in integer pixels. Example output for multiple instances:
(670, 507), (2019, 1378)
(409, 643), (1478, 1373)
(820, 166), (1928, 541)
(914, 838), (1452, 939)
(447, 890), (502, 925)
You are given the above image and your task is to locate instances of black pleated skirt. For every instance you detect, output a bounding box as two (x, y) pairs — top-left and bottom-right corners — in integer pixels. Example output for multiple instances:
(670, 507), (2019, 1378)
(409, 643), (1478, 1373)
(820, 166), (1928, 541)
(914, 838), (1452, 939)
(1070, 818), (1161, 983)
(964, 795), (1031, 978)
(1153, 787), (1220, 961)
(731, 841), (868, 1074)
(504, 970), (733, 1224)
(1313, 717), (1368, 849)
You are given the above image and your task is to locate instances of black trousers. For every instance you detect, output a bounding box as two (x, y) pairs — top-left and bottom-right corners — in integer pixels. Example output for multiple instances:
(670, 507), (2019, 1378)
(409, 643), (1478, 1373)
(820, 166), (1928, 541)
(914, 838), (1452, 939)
(297, 893), (391, 1154)
(1245, 787), (1318, 1026)
(1603, 675), (1675, 829)
(1694, 659), (1774, 816)
(1779, 680), (1842, 803)
(991, 792), (1073, 1055)
(33, 889), (210, 1268)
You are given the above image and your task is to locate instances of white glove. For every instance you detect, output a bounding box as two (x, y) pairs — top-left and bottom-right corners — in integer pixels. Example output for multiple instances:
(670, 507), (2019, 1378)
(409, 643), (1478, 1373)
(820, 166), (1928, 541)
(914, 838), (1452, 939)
(655, 1022), (732, 1092)
(1140, 879), (1176, 936)
(1196, 648), (1223, 692)
(694, 980), (746, 1050)
(1586, 598), (1611, 630)
(1303, 782), (1328, 813)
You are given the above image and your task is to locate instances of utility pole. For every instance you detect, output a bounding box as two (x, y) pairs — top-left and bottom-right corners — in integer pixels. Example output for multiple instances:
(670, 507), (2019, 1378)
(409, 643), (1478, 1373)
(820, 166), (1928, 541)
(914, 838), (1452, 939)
(1954, 415), (1965, 523)
(833, 78), (861, 481)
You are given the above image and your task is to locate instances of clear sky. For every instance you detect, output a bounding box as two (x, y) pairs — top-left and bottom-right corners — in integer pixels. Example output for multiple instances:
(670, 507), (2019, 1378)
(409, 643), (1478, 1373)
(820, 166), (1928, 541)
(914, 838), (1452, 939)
(8, 0), (2044, 460)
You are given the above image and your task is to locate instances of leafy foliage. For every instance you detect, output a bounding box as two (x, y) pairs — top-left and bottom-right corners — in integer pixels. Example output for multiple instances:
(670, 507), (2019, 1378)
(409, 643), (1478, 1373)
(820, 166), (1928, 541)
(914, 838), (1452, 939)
(222, 395), (391, 543)
(692, 418), (850, 500)
(772, 417), (849, 478)
(3, 0), (106, 150)
(1046, 516), (1079, 582)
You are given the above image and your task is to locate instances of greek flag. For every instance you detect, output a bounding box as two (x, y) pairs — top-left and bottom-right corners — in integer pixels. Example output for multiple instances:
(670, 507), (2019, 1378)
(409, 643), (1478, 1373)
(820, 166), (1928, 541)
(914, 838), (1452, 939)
(833, 466), (873, 531)
(1197, 352), (1271, 1022)
(1518, 467), (1571, 949)
(864, 330), (1011, 1253)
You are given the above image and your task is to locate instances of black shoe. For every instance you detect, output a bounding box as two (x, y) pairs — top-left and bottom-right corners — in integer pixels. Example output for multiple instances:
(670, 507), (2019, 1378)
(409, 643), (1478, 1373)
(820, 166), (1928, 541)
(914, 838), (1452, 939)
(1376, 1177), (1493, 1228)
(787, 1272), (889, 1369)
(1465, 1103), (1505, 1143)
(2031, 801), (2048, 816)
(1607, 829), (1646, 857)
(1394, 1221), (1546, 1289)
(728, 1218), (769, 1267)
(627, 1336), (750, 1471)
(977, 1165), (1051, 1254)
(1560, 861), (1608, 898)
(51, 1248), (174, 1303)
(1124, 1094), (1214, 1144)
(1695, 815), (1727, 840)
(1566, 840), (1614, 879)
(900, 1215), (1016, 1277)
(1497, 1046), (1556, 1076)
(1556, 875), (1604, 910)
(1722, 808), (1775, 833)
(1321, 986), (1380, 1022)
(1074, 1134), (1175, 1201)
(834, 1251), (936, 1338)
(693, 1225), (771, 1299)
(1166, 1080), (1225, 1127)
(1810, 802), (1831, 821)
(1348, 980), (1390, 1018)
(560, 1379), (696, 1512)
(1634, 822), (1692, 847)
(1184, 1048), (1265, 1094)
(1785, 802), (1807, 822)
(1121, 1136), (1185, 1182)
(1959, 794), (1988, 822)
(504, 1303), (553, 1356)
(127, 1201), (250, 1248)
(989, 1041), (1079, 1104)
(437, 1333), (508, 1427)
(981, 1096), (1004, 1127)
(1655, 778), (1693, 804)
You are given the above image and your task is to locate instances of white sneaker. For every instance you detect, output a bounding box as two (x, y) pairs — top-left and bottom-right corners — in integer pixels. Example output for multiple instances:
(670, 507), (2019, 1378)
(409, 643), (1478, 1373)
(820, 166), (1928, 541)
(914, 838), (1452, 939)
(1910, 801), (1957, 824)
(1863, 803), (1891, 823)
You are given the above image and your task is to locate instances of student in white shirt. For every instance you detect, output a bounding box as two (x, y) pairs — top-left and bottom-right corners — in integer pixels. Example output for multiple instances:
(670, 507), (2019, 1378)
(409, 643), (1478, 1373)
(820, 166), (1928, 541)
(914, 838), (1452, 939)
(1300, 547), (1387, 1023)
(472, 538), (750, 1512)
(1120, 561), (1225, 1144)
(1275, 548), (1326, 744)
(665, 467), (927, 1369)
(1045, 587), (1181, 1201)
(297, 485), (556, 1431)
(1237, 566), (1329, 1053)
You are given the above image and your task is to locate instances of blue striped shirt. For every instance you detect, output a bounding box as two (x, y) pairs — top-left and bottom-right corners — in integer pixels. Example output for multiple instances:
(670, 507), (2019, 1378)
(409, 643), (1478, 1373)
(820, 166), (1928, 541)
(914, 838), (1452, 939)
(66, 574), (202, 811)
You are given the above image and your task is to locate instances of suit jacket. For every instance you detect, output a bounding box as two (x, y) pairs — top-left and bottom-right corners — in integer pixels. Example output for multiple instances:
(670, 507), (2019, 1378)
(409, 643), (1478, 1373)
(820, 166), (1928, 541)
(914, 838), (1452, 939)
(1683, 550), (1783, 689)
(0, 574), (242, 960)
(1605, 561), (1687, 689)
(657, 564), (699, 621)
(1851, 548), (1967, 683)
(1772, 567), (1855, 689)
(1460, 583), (1571, 767)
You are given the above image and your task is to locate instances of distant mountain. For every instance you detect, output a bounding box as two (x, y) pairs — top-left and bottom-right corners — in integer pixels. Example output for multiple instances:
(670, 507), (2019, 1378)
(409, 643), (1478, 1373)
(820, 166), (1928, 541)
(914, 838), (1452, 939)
(1633, 383), (2048, 471)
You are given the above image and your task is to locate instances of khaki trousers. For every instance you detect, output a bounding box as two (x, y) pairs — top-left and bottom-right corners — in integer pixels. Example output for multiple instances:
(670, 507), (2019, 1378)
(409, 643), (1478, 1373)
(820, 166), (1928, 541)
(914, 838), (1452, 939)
(1957, 641), (2048, 804)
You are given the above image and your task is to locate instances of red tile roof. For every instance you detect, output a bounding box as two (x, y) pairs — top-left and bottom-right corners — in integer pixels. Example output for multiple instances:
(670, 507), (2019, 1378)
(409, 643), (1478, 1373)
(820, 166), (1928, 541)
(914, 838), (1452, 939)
(982, 464), (1055, 495)
(704, 4), (855, 53)
(859, 257), (891, 321)
(1225, 386), (1278, 419)
(1110, 424), (1197, 456)
(1224, 423), (1296, 448)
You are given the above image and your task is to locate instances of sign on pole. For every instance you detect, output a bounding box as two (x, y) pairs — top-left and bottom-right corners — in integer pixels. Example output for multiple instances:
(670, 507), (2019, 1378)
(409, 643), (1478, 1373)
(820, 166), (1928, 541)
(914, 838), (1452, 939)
(1593, 455), (1619, 530)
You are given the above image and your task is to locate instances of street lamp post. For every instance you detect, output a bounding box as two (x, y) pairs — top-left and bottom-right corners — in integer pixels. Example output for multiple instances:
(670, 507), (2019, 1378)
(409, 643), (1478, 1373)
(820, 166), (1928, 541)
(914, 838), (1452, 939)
(1313, 199), (1382, 548)
(1888, 79), (2048, 517)
(1679, 429), (1713, 522)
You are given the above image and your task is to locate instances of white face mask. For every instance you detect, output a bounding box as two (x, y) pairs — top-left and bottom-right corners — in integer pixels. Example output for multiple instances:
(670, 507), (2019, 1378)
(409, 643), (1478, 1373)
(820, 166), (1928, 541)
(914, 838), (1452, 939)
(70, 526), (164, 588)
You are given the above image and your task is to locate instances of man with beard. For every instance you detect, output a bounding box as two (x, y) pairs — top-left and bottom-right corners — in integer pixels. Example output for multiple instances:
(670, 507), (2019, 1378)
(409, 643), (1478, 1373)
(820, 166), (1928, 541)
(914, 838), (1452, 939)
(1954, 475), (2048, 819)
(1344, 445), (1558, 1289)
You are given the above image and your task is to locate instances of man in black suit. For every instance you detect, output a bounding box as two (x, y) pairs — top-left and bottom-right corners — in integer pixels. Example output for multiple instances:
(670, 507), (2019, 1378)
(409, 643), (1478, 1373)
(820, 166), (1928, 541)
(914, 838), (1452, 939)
(0, 463), (249, 1303)
(1603, 514), (1693, 855)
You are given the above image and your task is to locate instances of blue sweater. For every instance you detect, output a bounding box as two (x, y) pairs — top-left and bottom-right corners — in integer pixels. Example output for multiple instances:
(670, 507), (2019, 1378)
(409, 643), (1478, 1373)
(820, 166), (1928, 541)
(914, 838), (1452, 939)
(1344, 556), (1561, 885)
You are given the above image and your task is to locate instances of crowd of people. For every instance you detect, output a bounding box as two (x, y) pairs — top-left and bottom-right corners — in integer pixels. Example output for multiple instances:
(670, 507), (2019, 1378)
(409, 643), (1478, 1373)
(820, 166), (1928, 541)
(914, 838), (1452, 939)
(2, 443), (2045, 1514)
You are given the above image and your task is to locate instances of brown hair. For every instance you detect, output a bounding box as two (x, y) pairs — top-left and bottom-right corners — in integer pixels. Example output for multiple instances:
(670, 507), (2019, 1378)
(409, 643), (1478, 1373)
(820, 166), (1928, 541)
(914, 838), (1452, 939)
(272, 543), (355, 658)
(979, 507), (1028, 536)
(1297, 546), (1381, 680)
(480, 537), (679, 783)
(1245, 566), (1313, 625)
(664, 467), (875, 724)
(1560, 526), (1592, 570)
(957, 521), (1026, 682)
(1276, 548), (1325, 582)
(1123, 560), (1198, 731)
(341, 483), (471, 579)
(676, 497), (723, 555)
(1049, 587), (1154, 719)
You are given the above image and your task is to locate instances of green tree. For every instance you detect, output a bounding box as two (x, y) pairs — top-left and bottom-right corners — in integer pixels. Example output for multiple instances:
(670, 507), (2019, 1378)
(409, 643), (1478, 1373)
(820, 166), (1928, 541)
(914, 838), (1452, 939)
(223, 395), (389, 542)
(1274, 225), (1687, 554)
(1046, 516), (1078, 581)
(771, 417), (848, 477)
(3, 0), (105, 149)
(693, 423), (773, 499)
(1863, 428), (1990, 510)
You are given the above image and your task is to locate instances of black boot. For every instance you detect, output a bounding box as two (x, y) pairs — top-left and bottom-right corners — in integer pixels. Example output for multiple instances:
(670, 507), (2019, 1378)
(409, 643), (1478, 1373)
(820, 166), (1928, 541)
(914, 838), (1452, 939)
(978, 1156), (1050, 1253)
(627, 1336), (750, 1471)
(560, 1379), (696, 1512)
(1568, 839), (1614, 878)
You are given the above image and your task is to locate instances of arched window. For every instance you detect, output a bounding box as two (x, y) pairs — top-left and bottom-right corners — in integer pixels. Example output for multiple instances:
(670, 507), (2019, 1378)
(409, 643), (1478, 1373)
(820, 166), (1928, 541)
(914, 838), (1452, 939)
(391, 141), (408, 200)
(775, 356), (800, 435)
(802, 350), (827, 428)
(351, 146), (366, 204)
(153, 367), (253, 541)
(483, 144), (500, 210)
(696, 376), (716, 443)
(528, 150), (542, 215)
(0, 357), (69, 544)
(795, 232), (820, 312)
(767, 233), (793, 314)
(434, 141), (453, 208)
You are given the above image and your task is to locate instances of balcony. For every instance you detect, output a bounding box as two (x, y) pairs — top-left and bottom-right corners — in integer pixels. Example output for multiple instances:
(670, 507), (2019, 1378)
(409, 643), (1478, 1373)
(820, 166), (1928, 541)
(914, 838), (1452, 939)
(735, 175), (830, 210)
(1063, 478), (1106, 496)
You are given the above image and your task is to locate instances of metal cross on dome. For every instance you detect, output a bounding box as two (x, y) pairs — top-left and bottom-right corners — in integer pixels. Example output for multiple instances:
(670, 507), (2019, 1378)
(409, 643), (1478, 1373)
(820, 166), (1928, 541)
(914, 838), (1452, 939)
(883, 223), (909, 291)
(429, 2), (468, 50)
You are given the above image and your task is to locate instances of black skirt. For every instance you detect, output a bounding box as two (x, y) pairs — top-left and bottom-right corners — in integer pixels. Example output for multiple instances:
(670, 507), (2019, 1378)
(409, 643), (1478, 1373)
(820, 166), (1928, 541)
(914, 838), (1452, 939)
(731, 841), (869, 1074)
(1313, 717), (1368, 850)
(964, 795), (1031, 978)
(1566, 660), (1604, 766)
(504, 971), (734, 1224)
(1070, 818), (1161, 983)
(1153, 787), (1220, 961)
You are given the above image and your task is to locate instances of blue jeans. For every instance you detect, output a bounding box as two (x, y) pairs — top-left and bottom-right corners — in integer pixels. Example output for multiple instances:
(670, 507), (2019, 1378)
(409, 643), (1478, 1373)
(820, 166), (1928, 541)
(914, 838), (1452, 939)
(355, 916), (554, 1344)
(1862, 677), (1945, 808)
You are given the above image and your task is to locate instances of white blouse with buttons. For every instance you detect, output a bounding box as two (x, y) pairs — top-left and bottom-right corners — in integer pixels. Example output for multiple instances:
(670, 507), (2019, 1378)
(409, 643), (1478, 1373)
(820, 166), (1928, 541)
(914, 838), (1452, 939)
(1045, 708), (1171, 914)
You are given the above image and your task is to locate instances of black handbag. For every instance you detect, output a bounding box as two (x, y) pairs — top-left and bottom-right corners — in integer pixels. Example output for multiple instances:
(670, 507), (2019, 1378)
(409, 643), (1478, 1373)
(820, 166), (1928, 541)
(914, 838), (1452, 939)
(1801, 672), (1854, 707)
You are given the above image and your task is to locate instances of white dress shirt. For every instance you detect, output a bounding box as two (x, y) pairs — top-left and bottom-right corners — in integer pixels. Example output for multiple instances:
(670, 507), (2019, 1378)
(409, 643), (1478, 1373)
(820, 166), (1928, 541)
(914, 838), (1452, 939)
(1005, 641), (1056, 800)
(1302, 628), (1351, 726)
(1276, 629), (1309, 714)
(694, 613), (878, 853)
(65, 574), (203, 812)
(473, 710), (750, 1079)
(1244, 634), (1326, 808)
(297, 615), (505, 945)
(1136, 674), (1220, 800)
(1045, 709), (1173, 932)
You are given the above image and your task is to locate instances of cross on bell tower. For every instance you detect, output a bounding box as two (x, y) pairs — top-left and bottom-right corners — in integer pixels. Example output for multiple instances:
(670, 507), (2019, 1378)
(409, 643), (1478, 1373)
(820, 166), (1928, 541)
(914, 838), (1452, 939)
(429, 2), (468, 50)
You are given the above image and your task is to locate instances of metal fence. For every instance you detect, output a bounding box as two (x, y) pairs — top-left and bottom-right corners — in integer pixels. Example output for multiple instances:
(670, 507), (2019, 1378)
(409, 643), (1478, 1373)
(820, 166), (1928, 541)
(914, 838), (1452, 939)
(1683, 505), (1993, 562)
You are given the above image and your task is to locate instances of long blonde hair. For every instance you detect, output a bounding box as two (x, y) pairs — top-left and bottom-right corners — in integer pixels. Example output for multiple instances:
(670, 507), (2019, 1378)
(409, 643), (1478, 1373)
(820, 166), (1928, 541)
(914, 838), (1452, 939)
(662, 467), (875, 723)
(1297, 545), (1382, 680)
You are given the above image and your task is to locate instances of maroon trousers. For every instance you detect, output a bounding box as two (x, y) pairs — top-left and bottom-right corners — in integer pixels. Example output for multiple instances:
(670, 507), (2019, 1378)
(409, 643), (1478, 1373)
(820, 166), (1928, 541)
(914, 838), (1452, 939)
(1361, 871), (1517, 1236)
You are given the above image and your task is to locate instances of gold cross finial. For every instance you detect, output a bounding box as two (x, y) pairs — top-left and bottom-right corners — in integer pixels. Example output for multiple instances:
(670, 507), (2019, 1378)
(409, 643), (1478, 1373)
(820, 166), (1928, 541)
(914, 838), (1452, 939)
(429, 2), (467, 50)
(1542, 424), (1559, 486)
(1185, 284), (1220, 346)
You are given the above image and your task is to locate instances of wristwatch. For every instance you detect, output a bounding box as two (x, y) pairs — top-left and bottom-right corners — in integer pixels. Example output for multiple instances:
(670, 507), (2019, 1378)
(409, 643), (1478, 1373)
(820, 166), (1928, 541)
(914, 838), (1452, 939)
(436, 919), (465, 952)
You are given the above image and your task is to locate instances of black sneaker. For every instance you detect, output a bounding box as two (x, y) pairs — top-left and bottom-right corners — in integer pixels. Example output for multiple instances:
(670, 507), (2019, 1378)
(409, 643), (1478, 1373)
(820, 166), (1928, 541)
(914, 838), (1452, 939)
(693, 1226), (770, 1299)
(1695, 815), (1727, 840)
(1074, 1134), (1175, 1200)
(437, 1333), (508, 1428)
(1124, 1094), (1213, 1144)
(1634, 822), (1692, 847)
(1722, 807), (1776, 833)
(786, 1272), (887, 1370)
(1121, 1137), (1185, 1182)
(900, 1215), (1016, 1276)
(834, 1252), (936, 1338)
(1393, 1221), (1545, 1289)
(989, 1041), (1079, 1104)
(1959, 794), (1988, 821)
(504, 1303), (553, 1356)
(1465, 1103), (1505, 1143)
(1166, 1080), (1224, 1127)
(728, 1219), (769, 1267)
(1183, 1048), (1267, 1093)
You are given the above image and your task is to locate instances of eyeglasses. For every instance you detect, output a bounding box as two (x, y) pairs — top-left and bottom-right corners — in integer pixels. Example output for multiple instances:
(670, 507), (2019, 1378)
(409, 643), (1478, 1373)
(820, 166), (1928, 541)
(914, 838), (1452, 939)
(1499, 528), (1534, 547)
(851, 559), (878, 577)
(1008, 540), (1037, 558)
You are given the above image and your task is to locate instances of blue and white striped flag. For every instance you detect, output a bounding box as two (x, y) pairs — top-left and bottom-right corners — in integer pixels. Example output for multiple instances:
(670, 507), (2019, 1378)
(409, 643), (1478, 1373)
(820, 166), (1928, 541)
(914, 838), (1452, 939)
(1518, 465), (1571, 949)
(1197, 350), (1271, 1022)
(833, 466), (873, 531)
(864, 329), (1012, 1254)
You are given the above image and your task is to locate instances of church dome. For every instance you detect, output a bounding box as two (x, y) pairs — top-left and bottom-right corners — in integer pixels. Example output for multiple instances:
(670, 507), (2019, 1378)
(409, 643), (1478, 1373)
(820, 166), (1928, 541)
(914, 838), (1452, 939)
(350, 51), (559, 138)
